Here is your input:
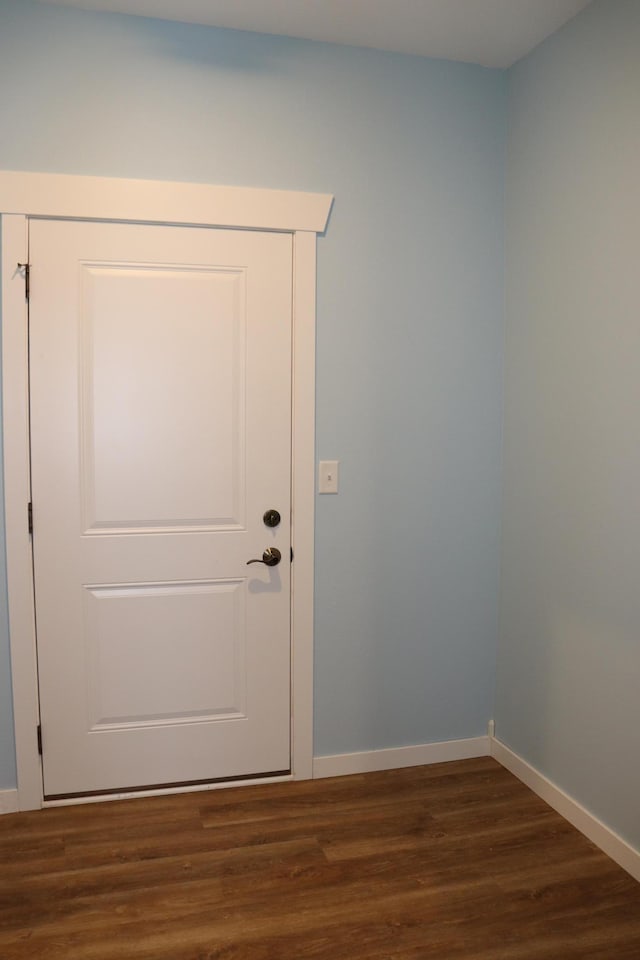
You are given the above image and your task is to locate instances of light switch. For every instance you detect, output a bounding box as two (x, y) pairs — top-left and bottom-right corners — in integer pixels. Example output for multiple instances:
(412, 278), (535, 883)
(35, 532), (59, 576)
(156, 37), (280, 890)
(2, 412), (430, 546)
(318, 460), (339, 494)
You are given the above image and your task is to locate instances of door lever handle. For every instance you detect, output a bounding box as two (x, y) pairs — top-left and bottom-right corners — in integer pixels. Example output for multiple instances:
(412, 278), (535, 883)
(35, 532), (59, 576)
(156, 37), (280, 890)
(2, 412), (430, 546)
(247, 547), (282, 567)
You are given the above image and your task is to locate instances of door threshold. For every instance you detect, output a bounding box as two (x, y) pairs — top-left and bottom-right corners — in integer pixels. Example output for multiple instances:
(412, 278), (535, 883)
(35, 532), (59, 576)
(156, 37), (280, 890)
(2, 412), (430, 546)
(42, 770), (293, 808)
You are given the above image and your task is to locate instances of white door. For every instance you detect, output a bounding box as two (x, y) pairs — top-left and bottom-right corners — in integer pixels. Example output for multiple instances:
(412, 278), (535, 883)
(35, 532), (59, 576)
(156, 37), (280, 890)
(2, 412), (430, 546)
(29, 218), (293, 798)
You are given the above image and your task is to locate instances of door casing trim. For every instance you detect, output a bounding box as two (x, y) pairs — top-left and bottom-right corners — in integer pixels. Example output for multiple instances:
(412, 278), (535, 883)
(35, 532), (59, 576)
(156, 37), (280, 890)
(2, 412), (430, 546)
(1, 171), (332, 810)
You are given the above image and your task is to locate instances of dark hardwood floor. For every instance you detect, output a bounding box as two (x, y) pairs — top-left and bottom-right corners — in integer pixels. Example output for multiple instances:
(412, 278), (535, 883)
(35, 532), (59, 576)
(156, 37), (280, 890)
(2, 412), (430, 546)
(1, 757), (639, 959)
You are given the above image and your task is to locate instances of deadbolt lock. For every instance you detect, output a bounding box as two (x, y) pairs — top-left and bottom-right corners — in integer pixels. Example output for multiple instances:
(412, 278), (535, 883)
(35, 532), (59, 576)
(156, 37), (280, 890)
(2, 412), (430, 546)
(263, 509), (281, 528)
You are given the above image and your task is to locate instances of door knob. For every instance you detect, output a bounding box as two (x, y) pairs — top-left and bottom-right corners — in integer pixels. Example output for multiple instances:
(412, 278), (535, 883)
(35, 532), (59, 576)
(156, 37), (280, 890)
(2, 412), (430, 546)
(247, 547), (282, 567)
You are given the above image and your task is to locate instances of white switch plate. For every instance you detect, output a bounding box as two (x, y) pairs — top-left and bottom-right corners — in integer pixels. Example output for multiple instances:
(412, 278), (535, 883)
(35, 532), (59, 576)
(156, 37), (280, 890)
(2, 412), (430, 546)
(319, 460), (339, 494)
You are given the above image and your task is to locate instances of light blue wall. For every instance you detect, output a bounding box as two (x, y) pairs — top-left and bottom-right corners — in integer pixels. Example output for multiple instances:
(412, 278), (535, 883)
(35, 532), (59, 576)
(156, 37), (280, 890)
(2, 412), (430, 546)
(0, 1), (505, 786)
(497, 0), (640, 850)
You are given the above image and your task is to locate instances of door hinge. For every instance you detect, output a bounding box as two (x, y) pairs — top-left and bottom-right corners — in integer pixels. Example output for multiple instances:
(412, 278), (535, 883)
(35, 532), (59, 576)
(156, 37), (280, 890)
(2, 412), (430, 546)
(37, 724), (42, 756)
(28, 502), (33, 535)
(290, 546), (294, 562)
(18, 262), (30, 301)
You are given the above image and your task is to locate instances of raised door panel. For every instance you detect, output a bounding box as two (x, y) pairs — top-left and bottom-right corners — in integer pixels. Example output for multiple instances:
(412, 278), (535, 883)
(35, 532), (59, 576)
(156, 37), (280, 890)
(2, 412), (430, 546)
(81, 263), (246, 533)
(84, 580), (246, 730)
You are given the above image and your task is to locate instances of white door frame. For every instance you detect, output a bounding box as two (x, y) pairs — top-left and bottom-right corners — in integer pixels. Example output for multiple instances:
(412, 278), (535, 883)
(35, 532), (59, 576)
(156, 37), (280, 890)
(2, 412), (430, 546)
(0, 170), (332, 810)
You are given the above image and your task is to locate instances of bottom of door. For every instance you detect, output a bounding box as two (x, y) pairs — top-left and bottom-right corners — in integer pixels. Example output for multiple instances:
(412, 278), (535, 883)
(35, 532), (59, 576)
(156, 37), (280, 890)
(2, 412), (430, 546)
(44, 768), (292, 802)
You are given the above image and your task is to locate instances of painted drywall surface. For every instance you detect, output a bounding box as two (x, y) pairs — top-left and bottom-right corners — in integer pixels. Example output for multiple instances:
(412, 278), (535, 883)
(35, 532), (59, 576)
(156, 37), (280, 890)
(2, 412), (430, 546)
(0, 0), (505, 786)
(498, 0), (640, 849)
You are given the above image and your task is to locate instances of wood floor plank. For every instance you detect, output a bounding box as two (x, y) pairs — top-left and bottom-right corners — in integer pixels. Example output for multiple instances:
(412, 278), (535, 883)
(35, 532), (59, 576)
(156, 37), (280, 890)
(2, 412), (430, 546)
(0, 758), (638, 960)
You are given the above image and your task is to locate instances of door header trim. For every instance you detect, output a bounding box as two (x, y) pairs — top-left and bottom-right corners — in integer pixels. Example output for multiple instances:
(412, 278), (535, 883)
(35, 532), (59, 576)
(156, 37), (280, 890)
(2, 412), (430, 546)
(0, 170), (333, 234)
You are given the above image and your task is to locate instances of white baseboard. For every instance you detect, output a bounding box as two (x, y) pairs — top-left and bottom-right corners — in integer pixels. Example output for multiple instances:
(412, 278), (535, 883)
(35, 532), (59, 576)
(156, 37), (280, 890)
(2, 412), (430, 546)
(313, 735), (490, 779)
(0, 789), (19, 815)
(491, 737), (640, 884)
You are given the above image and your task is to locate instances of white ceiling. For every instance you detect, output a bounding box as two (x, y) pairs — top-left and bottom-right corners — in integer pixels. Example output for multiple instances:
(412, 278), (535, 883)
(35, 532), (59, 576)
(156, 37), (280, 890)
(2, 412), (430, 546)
(36, 0), (593, 69)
